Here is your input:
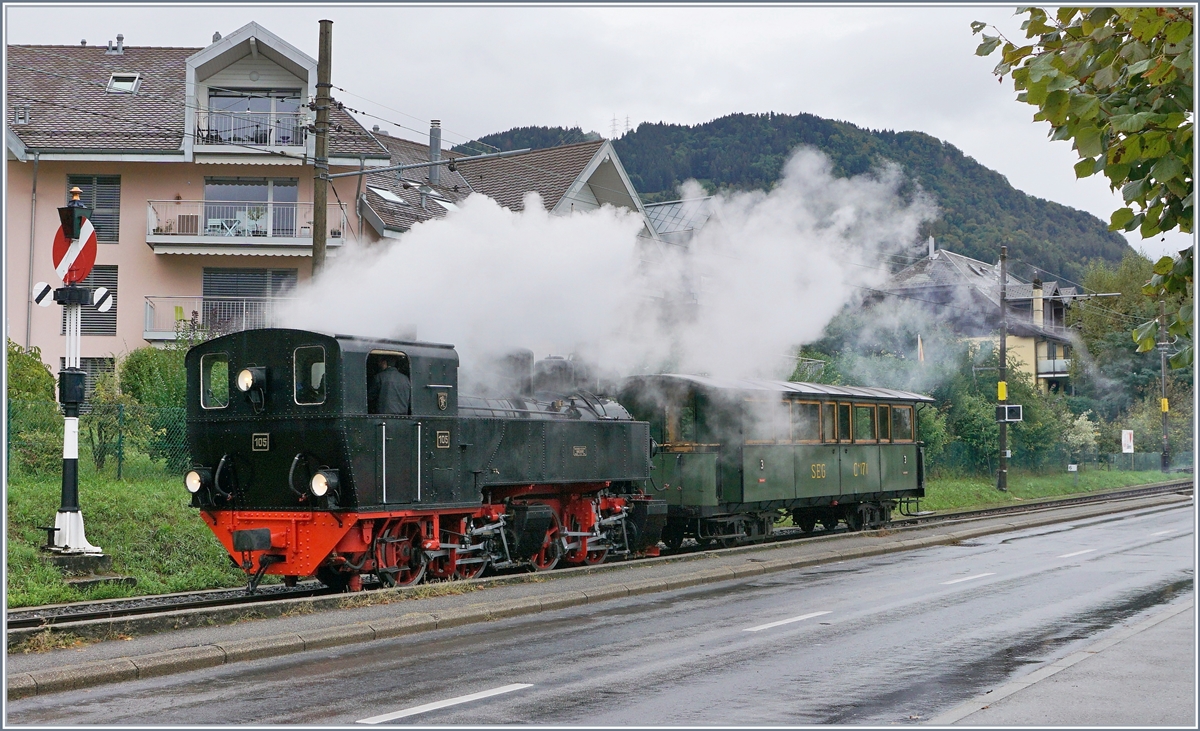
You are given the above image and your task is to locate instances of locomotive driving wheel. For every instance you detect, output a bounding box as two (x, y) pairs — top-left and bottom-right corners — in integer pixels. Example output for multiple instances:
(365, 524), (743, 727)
(529, 524), (562, 571)
(453, 555), (488, 580)
(375, 521), (427, 587)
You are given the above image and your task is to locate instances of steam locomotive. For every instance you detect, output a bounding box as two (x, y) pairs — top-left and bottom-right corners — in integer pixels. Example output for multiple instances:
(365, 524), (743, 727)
(184, 328), (665, 591)
(183, 329), (930, 592)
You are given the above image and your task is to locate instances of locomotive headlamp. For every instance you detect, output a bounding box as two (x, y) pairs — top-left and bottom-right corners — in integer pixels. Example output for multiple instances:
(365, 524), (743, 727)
(185, 468), (212, 494)
(237, 367), (266, 393)
(310, 469), (339, 498)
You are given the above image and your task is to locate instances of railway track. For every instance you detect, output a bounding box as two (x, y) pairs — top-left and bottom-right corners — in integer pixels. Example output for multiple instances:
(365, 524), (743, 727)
(7, 478), (1192, 634)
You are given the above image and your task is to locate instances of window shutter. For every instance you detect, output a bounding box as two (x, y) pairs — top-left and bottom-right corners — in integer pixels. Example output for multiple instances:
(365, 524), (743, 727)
(67, 175), (121, 243)
(60, 265), (117, 336)
(203, 268), (297, 298)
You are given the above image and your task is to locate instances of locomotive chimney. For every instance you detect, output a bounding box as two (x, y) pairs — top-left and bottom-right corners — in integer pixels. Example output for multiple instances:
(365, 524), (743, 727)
(429, 120), (441, 187)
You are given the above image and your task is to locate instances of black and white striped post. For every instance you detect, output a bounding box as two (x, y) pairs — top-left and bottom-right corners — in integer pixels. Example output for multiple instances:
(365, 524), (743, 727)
(47, 189), (102, 555)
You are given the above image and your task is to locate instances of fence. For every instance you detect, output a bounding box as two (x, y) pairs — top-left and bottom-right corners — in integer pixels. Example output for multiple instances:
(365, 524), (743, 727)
(1100, 452), (1193, 472)
(7, 399), (189, 479)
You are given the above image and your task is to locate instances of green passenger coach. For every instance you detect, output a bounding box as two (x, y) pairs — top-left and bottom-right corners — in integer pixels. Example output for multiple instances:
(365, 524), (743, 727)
(618, 375), (933, 547)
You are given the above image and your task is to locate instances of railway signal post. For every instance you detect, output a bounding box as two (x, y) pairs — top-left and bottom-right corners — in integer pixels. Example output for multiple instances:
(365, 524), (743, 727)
(46, 187), (103, 556)
(997, 245), (1008, 492)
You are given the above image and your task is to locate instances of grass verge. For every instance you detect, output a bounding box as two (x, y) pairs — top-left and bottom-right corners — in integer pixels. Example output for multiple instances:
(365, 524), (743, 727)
(920, 468), (1180, 513)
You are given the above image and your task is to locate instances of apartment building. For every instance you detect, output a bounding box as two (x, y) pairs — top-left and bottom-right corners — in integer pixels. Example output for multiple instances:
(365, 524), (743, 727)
(6, 22), (389, 389)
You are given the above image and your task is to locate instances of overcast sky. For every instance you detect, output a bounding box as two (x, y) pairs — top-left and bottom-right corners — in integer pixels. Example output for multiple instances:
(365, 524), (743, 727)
(7, 3), (1192, 265)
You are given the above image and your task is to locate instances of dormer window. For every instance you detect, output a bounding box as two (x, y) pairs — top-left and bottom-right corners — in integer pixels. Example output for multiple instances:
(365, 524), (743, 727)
(13, 105), (30, 124)
(106, 73), (140, 94)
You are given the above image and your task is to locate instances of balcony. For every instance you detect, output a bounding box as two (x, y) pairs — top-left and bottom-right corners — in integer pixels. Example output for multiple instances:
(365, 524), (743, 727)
(194, 110), (305, 147)
(1037, 358), (1071, 377)
(146, 201), (346, 256)
(144, 296), (293, 341)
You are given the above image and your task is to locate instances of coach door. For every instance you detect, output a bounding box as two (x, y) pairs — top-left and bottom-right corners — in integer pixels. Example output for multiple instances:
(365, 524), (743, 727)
(840, 403), (882, 494)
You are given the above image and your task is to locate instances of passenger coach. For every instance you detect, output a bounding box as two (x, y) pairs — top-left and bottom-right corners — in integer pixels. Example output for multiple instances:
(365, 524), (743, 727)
(619, 375), (933, 546)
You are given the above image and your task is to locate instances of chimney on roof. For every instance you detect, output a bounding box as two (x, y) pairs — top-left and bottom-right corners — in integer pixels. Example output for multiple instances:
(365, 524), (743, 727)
(213, 31), (222, 43)
(1032, 277), (1044, 328)
(429, 120), (442, 186)
(105, 35), (123, 55)
(372, 124), (380, 132)
(80, 39), (87, 46)
(928, 236), (935, 258)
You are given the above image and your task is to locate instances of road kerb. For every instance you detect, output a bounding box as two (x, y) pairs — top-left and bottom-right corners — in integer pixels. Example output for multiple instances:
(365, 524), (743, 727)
(130, 646), (226, 679)
(368, 613), (437, 639)
(217, 633), (304, 663)
(27, 658), (138, 696)
(536, 590), (589, 612)
(301, 623), (376, 651)
(6, 674), (37, 701)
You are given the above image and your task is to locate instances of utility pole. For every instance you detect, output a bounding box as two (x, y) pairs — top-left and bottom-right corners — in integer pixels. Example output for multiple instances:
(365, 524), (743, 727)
(311, 19), (332, 277)
(997, 245), (1008, 492)
(1158, 300), (1171, 472)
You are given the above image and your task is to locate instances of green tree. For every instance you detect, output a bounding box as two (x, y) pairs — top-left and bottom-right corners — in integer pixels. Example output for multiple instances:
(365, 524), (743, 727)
(973, 7), (1193, 367)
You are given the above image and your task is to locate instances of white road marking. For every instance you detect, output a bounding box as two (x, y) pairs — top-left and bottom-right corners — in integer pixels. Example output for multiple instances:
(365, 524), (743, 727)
(1151, 529), (1176, 536)
(940, 572), (995, 585)
(743, 610), (831, 632)
(1057, 549), (1097, 558)
(356, 683), (533, 724)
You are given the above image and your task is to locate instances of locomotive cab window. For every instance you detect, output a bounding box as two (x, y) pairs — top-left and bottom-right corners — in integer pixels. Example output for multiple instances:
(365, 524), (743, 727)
(792, 401), (821, 443)
(853, 404), (876, 442)
(367, 350), (411, 415)
(294, 346), (326, 405)
(892, 405), (914, 442)
(200, 353), (229, 409)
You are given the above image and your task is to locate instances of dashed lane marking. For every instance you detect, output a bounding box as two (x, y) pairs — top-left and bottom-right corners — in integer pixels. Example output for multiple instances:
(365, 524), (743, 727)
(1151, 529), (1176, 536)
(1057, 549), (1097, 558)
(743, 611), (831, 632)
(357, 683), (533, 724)
(940, 572), (996, 585)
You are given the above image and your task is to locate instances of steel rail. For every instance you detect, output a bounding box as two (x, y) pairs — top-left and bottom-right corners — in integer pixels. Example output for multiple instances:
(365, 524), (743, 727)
(7, 478), (1192, 632)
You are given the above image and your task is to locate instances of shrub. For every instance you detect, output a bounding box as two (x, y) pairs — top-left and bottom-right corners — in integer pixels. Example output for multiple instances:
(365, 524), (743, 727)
(7, 339), (55, 401)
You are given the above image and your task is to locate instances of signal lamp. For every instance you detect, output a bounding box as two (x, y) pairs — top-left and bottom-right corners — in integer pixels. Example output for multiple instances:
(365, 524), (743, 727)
(185, 468), (212, 494)
(310, 469), (339, 497)
(237, 367), (266, 393)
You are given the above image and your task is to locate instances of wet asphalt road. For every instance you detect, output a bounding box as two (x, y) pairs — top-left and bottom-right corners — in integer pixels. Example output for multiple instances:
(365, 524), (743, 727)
(8, 501), (1193, 725)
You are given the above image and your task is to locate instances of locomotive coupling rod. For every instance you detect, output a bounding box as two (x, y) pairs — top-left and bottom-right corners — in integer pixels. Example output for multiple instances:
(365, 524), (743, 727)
(326, 147), (531, 179)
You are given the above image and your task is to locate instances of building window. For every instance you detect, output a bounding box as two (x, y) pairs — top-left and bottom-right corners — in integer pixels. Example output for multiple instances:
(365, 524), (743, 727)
(13, 105), (30, 124)
(58, 357), (115, 404)
(204, 178), (298, 237)
(61, 265), (117, 336)
(199, 268), (297, 332)
(67, 175), (121, 244)
(202, 88), (303, 146)
(106, 73), (141, 94)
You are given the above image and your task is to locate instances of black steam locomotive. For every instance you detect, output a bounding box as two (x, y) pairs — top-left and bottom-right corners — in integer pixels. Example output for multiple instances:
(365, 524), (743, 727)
(183, 328), (666, 591)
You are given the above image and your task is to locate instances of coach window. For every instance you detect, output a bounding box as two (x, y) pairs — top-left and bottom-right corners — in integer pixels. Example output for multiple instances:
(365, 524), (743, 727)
(878, 405), (891, 442)
(745, 398), (787, 444)
(837, 403), (852, 443)
(200, 353), (229, 409)
(821, 402), (836, 443)
(853, 404), (876, 442)
(792, 401), (821, 443)
(892, 405), (914, 442)
(294, 346), (326, 405)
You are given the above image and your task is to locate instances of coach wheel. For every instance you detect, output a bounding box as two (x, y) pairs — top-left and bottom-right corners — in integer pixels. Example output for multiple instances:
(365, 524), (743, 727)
(376, 522), (427, 588)
(795, 512), (817, 534)
(661, 523), (685, 551)
(529, 524), (561, 571)
(818, 512), (839, 532)
(844, 507), (865, 532)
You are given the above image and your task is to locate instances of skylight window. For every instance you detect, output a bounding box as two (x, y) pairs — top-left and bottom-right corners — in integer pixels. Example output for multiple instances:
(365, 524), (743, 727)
(106, 73), (140, 94)
(433, 198), (459, 212)
(13, 105), (30, 124)
(367, 186), (406, 205)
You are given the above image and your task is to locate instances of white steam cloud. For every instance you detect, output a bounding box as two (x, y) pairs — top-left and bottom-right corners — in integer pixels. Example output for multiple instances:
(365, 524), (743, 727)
(280, 147), (936, 383)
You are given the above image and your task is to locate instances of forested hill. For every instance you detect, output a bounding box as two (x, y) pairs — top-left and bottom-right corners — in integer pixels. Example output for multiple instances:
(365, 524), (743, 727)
(455, 113), (1131, 279)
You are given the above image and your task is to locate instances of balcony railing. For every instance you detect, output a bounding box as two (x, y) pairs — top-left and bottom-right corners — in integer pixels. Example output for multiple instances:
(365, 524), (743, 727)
(1037, 358), (1071, 376)
(147, 201), (346, 241)
(144, 296), (293, 340)
(195, 110), (305, 147)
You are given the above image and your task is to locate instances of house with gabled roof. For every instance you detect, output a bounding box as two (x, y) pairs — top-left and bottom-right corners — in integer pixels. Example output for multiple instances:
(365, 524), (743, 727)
(6, 22), (389, 389)
(877, 245), (1077, 392)
(357, 126), (661, 242)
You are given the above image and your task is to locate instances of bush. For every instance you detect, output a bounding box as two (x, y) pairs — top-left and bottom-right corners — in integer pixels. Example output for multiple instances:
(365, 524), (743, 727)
(120, 346), (186, 408)
(7, 339), (55, 401)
